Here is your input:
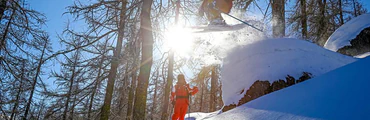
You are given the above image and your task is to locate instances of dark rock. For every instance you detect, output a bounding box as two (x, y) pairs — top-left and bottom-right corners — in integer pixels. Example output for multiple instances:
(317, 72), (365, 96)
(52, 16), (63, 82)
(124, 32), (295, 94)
(297, 72), (312, 83)
(222, 72), (313, 112)
(237, 80), (270, 106)
(286, 75), (296, 86)
(271, 79), (287, 91)
(222, 104), (237, 112)
(337, 27), (370, 56)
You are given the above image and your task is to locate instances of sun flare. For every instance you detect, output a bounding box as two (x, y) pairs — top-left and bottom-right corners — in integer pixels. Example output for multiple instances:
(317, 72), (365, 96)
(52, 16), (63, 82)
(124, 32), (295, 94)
(164, 26), (195, 57)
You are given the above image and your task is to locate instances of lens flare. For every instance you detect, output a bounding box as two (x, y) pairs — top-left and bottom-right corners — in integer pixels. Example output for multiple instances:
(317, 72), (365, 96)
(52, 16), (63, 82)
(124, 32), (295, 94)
(164, 26), (194, 57)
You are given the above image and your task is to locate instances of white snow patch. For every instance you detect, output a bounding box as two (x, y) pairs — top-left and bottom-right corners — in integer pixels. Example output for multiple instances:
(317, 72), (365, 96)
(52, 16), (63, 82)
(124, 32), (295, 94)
(354, 52), (370, 58)
(185, 111), (219, 120)
(222, 38), (356, 106)
(205, 57), (370, 120)
(324, 13), (370, 51)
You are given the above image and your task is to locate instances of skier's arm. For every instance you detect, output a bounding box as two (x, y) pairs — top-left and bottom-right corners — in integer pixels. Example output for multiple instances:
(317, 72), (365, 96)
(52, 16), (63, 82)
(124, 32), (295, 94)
(188, 85), (199, 95)
(170, 86), (176, 101)
(191, 86), (198, 95)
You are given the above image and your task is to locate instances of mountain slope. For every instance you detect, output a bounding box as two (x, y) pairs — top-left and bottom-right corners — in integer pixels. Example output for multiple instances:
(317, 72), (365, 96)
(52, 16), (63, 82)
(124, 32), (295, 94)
(208, 56), (370, 120)
(221, 38), (356, 106)
(324, 13), (370, 52)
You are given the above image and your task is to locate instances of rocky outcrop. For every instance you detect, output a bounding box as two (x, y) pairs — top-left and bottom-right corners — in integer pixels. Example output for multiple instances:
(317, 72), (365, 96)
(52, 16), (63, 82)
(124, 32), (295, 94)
(337, 27), (370, 56)
(222, 72), (312, 112)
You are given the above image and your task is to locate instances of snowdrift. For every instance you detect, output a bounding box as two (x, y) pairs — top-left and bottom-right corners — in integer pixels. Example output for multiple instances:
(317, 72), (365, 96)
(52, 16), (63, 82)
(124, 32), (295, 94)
(207, 56), (370, 120)
(221, 38), (356, 106)
(324, 13), (370, 52)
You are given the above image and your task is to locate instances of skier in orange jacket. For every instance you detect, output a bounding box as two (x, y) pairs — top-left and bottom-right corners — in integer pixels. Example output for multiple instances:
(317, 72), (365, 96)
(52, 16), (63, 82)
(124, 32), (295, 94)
(171, 74), (199, 120)
(198, 0), (233, 25)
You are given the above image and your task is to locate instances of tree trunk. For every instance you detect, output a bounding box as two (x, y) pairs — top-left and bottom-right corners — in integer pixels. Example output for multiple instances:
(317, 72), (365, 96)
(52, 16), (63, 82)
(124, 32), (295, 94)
(352, 0), (357, 17)
(132, 0), (154, 119)
(218, 81), (223, 108)
(0, 0), (6, 21)
(151, 76), (158, 120)
(117, 61), (130, 117)
(126, 46), (139, 120)
(23, 38), (47, 120)
(161, 0), (179, 119)
(317, 0), (327, 45)
(10, 61), (25, 120)
(1, 7), (14, 52)
(126, 69), (137, 120)
(100, 0), (127, 119)
(271, 0), (285, 38)
(88, 47), (106, 119)
(199, 82), (204, 112)
(339, 0), (344, 25)
(70, 87), (77, 119)
(300, 0), (307, 39)
(62, 51), (79, 120)
(209, 66), (217, 112)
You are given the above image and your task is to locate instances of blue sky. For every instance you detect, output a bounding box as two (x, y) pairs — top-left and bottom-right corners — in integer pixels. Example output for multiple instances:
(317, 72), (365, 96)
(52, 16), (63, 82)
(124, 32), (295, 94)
(29, 0), (370, 48)
(28, 0), (370, 86)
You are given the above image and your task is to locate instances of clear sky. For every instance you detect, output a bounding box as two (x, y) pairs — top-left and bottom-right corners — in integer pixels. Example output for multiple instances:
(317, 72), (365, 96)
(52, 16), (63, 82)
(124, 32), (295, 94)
(29, 0), (370, 49)
(28, 0), (370, 86)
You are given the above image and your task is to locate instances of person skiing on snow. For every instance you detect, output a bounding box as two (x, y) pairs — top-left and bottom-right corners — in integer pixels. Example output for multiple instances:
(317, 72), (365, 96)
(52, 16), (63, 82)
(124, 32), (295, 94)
(198, 0), (233, 25)
(171, 74), (199, 120)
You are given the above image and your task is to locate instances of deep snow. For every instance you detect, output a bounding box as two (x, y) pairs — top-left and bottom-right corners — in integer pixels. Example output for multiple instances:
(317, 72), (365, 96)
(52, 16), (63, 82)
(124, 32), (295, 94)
(355, 52), (370, 58)
(324, 13), (370, 51)
(221, 38), (356, 106)
(197, 56), (370, 120)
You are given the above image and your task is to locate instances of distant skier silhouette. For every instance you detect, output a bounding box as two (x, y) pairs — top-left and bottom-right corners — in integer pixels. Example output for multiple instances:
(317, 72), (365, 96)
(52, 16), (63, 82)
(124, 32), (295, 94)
(198, 0), (233, 25)
(171, 74), (199, 120)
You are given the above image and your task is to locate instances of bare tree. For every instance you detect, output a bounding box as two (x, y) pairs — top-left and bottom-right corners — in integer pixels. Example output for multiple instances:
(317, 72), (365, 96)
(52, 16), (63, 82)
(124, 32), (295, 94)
(300, 0), (308, 39)
(0, 0), (6, 20)
(209, 65), (218, 112)
(100, 0), (128, 119)
(0, 0), (51, 119)
(24, 34), (50, 120)
(271, 0), (285, 38)
(133, 0), (154, 119)
(161, 0), (180, 119)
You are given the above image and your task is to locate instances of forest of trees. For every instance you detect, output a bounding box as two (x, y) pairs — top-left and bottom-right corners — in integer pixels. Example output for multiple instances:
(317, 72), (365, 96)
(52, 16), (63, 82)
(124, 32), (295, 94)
(0, 0), (367, 120)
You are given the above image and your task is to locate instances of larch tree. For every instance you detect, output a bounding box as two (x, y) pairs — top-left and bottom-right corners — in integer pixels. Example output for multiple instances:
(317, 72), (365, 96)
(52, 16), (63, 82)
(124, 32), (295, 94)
(0, 0), (51, 119)
(161, 0), (180, 119)
(271, 0), (285, 38)
(100, 0), (127, 119)
(132, 0), (154, 119)
(209, 65), (219, 112)
(300, 0), (308, 39)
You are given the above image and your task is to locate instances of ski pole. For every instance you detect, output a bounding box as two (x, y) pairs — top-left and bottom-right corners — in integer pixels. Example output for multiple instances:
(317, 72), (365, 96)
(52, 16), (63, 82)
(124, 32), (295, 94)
(188, 95), (191, 119)
(214, 8), (264, 32)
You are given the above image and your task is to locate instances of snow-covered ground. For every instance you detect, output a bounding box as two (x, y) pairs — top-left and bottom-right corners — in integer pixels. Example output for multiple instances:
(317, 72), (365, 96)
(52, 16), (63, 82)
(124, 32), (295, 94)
(221, 38), (356, 106)
(355, 52), (370, 58)
(185, 111), (219, 120)
(324, 13), (370, 51)
(191, 56), (370, 120)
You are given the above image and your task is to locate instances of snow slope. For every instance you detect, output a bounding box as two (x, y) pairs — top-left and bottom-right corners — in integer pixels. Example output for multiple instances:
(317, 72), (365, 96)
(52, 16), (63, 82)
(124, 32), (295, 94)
(204, 56), (370, 120)
(221, 38), (356, 106)
(324, 13), (370, 51)
(355, 52), (370, 58)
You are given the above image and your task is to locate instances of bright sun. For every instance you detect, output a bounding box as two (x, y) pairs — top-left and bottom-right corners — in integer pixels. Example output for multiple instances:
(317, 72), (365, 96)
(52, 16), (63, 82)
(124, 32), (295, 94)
(164, 26), (194, 57)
